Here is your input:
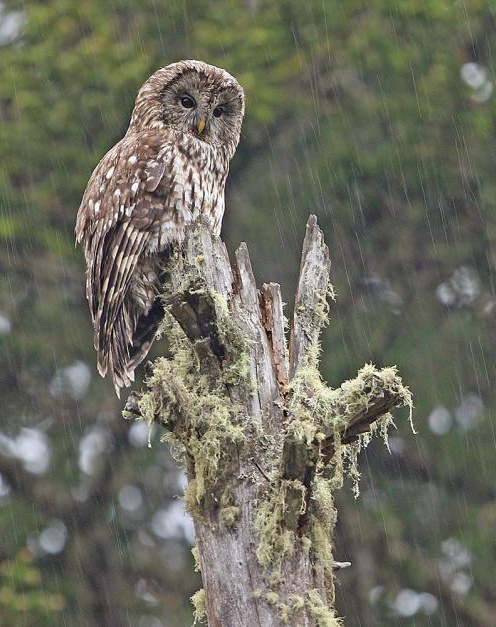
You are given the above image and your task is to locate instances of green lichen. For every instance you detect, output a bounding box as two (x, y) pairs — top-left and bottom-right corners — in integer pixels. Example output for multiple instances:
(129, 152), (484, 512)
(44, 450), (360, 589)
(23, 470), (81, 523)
(282, 357), (412, 602)
(220, 505), (240, 527)
(289, 594), (305, 609)
(191, 588), (206, 625)
(301, 536), (312, 553)
(254, 479), (306, 567)
(279, 602), (291, 623)
(311, 478), (338, 597)
(218, 490), (240, 528)
(275, 595), (307, 624)
(147, 352), (243, 506)
(211, 291), (251, 386)
(253, 351), (412, 614)
(288, 353), (413, 495)
(138, 303), (247, 512)
(306, 589), (343, 627)
(265, 591), (279, 605)
(250, 278), (412, 617)
(269, 570), (283, 587)
(314, 283), (336, 324)
(191, 546), (201, 572)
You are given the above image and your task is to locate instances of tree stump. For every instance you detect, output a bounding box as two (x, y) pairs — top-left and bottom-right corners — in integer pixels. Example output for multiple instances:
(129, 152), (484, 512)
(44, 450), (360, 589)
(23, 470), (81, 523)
(125, 215), (412, 626)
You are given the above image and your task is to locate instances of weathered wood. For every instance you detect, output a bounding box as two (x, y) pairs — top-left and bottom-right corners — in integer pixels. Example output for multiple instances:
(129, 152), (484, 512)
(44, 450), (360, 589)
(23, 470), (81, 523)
(127, 215), (412, 626)
(289, 214), (331, 379)
(260, 282), (289, 389)
(282, 217), (332, 510)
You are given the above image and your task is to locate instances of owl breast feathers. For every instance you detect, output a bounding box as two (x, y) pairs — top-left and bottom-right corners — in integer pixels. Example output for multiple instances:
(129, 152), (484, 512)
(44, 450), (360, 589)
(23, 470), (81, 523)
(75, 60), (244, 396)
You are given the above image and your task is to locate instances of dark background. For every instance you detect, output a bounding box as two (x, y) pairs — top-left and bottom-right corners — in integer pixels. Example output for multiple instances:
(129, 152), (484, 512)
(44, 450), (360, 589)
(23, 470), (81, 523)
(1, 1), (495, 625)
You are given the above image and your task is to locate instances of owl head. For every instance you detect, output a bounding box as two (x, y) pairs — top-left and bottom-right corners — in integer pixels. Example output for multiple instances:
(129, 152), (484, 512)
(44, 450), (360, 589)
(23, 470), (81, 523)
(129, 60), (245, 157)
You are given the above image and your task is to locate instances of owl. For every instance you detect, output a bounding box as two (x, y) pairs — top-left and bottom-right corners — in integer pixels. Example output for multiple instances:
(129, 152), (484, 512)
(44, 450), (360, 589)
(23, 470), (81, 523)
(75, 60), (245, 397)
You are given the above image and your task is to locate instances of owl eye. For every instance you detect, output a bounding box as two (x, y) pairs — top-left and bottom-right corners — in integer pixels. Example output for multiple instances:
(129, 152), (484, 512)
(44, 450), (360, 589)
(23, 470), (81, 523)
(213, 106), (224, 118)
(180, 95), (196, 109)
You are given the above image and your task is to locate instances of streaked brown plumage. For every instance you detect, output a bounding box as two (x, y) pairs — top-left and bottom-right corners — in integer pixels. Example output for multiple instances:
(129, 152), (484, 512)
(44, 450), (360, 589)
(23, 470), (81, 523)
(75, 60), (244, 396)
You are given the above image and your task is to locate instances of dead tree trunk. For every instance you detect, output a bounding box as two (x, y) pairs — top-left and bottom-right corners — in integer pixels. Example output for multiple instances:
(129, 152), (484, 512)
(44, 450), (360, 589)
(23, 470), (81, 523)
(125, 215), (412, 626)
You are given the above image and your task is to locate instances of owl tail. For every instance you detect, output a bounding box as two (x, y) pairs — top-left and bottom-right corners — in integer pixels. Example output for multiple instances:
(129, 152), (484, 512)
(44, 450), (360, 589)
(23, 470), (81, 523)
(98, 298), (164, 398)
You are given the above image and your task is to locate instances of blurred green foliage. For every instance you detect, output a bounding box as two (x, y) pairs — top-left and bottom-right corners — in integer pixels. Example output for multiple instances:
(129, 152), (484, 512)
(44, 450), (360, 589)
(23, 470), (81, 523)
(1, 0), (496, 625)
(0, 549), (65, 625)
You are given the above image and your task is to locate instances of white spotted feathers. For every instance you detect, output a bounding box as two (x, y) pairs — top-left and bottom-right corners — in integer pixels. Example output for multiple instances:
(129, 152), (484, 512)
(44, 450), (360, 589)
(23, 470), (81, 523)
(75, 61), (244, 396)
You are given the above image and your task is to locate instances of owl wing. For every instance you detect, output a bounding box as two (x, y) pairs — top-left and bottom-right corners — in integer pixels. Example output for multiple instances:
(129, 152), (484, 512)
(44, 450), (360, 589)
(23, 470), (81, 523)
(75, 131), (172, 385)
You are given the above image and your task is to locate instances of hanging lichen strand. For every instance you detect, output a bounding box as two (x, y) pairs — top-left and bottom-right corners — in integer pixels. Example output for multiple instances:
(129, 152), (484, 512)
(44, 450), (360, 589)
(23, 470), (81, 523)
(124, 215), (413, 627)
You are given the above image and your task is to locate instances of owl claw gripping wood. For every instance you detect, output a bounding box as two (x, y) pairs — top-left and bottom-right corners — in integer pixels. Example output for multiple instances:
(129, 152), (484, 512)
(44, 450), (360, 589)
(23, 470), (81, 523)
(75, 60), (245, 397)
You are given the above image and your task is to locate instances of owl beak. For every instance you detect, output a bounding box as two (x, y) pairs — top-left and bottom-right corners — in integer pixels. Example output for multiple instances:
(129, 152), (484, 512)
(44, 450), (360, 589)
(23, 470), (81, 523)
(196, 118), (206, 134)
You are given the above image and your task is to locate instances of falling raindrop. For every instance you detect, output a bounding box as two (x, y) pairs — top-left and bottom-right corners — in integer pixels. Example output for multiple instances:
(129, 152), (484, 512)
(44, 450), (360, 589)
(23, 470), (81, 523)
(428, 406), (453, 436)
(134, 578), (160, 607)
(129, 421), (154, 448)
(391, 589), (422, 617)
(15, 428), (51, 475)
(450, 572), (472, 596)
(0, 473), (10, 499)
(38, 520), (68, 555)
(50, 360), (92, 400)
(418, 593), (439, 615)
(78, 426), (111, 475)
(0, 5), (25, 45)
(151, 502), (195, 544)
(460, 63), (494, 103)
(461, 63), (487, 90)
(138, 616), (164, 627)
(0, 312), (11, 335)
(368, 585), (385, 605)
(454, 394), (484, 430)
(119, 485), (144, 513)
(436, 267), (480, 308)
